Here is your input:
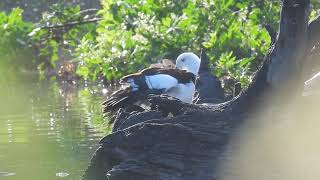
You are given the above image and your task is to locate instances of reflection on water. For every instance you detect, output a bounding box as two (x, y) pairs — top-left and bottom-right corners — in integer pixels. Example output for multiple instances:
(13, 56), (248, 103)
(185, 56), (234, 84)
(0, 78), (109, 180)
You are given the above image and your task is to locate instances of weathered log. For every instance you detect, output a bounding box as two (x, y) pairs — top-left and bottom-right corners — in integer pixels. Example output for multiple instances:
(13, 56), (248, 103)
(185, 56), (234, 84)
(83, 1), (312, 179)
(266, 0), (308, 96)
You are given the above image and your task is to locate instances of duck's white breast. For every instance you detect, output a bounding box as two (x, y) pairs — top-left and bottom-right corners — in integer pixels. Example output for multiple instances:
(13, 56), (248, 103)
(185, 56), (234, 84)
(166, 82), (195, 103)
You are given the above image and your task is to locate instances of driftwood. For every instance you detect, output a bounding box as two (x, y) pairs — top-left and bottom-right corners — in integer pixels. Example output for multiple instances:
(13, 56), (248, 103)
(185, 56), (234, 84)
(83, 1), (319, 179)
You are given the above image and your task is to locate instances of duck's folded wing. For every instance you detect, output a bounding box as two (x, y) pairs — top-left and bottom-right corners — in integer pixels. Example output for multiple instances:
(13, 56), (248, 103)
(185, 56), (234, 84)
(102, 86), (164, 114)
(102, 87), (133, 113)
(120, 67), (162, 84)
(154, 68), (196, 84)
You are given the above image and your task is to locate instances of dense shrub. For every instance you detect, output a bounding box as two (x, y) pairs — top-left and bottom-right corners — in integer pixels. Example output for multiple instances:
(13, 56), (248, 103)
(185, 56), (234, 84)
(1, 1), (319, 86)
(28, 3), (98, 78)
(0, 5), (96, 79)
(0, 8), (34, 69)
(76, 0), (281, 85)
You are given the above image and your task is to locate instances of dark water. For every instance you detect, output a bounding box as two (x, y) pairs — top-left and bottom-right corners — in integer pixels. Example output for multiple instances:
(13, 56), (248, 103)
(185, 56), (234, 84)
(0, 78), (109, 180)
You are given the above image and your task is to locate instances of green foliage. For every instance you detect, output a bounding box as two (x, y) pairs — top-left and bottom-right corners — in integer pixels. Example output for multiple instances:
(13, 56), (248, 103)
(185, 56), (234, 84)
(200, 1), (278, 86)
(1, 1), (320, 87)
(310, 1), (320, 19)
(76, 0), (281, 85)
(0, 5), (97, 79)
(0, 8), (34, 69)
(28, 3), (97, 78)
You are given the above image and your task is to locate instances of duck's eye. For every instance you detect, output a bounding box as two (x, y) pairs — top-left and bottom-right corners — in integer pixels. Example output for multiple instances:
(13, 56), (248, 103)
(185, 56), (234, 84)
(181, 58), (185, 62)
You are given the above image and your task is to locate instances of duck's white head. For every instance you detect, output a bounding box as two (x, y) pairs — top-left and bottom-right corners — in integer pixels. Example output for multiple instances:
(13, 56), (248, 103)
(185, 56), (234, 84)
(176, 52), (201, 76)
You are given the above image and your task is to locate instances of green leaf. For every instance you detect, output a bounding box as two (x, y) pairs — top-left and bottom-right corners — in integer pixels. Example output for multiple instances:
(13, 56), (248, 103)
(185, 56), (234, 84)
(76, 66), (90, 78)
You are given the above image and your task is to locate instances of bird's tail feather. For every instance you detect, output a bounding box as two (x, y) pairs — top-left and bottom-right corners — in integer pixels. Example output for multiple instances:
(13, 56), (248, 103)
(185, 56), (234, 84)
(102, 87), (165, 123)
(102, 87), (136, 114)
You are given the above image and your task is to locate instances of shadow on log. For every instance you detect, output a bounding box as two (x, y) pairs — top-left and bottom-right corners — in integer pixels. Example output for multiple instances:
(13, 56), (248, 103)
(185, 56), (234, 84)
(83, 1), (319, 179)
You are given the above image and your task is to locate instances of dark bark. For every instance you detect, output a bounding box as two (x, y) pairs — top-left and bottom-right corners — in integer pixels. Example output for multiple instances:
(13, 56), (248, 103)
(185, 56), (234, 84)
(232, 82), (241, 97)
(199, 48), (211, 73)
(83, 1), (313, 179)
(264, 23), (277, 45)
(300, 15), (320, 80)
(194, 48), (225, 104)
(307, 15), (320, 53)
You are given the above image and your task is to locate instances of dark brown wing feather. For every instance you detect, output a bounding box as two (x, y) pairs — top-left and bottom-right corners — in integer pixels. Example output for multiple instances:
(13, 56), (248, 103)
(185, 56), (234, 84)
(154, 68), (196, 83)
(120, 67), (196, 84)
(102, 86), (135, 113)
(120, 67), (162, 83)
(102, 86), (164, 115)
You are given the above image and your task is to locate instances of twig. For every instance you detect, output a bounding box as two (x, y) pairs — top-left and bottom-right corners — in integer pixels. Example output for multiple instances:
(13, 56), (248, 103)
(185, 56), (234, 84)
(40, 17), (103, 29)
(76, 8), (99, 15)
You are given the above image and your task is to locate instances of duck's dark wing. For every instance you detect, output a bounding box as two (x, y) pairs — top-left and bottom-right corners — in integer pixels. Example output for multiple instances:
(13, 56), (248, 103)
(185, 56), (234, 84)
(102, 87), (133, 113)
(102, 86), (163, 115)
(154, 68), (196, 84)
(120, 67), (196, 84)
(120, 67), (162, 83)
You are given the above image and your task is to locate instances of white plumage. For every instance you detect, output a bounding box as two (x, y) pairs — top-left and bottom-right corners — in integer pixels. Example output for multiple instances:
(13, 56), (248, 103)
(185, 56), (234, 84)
(145, 74), (178, 91)
(166, 82), (195, 103)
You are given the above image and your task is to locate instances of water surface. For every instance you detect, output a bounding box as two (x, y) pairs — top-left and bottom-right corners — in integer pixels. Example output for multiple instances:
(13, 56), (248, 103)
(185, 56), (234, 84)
(0, 78), (108, 180)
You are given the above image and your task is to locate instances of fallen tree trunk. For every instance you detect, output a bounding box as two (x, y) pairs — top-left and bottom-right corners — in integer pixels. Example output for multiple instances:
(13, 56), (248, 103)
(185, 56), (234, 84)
(82, 0), (318, 179)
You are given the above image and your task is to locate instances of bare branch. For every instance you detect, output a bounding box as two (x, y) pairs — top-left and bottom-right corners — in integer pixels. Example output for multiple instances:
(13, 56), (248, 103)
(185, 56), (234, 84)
(40, 17), (103, 30)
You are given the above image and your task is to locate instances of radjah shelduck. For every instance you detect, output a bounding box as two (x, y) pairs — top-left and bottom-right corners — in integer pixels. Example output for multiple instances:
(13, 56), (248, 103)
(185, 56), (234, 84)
(103, 52), (201, 113)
